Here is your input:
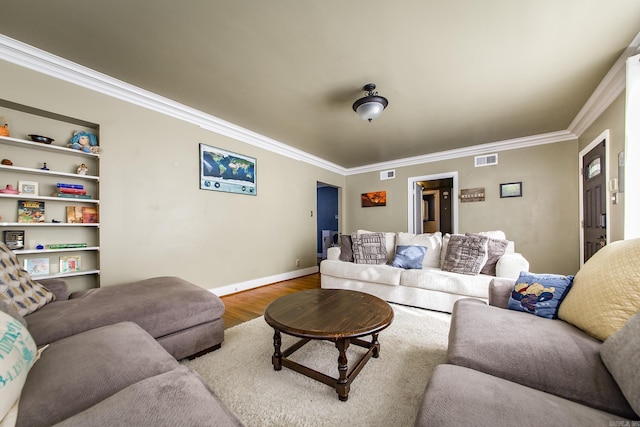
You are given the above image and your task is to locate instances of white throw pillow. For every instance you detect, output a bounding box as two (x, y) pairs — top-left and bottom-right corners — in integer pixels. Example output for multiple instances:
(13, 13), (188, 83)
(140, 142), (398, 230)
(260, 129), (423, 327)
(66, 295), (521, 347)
(396, 232), (443, 268)
(0, 310), (39, 423)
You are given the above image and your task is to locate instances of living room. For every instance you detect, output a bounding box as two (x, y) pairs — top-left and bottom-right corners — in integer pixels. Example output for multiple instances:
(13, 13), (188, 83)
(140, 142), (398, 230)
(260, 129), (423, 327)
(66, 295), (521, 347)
(1, 2), (640, 425)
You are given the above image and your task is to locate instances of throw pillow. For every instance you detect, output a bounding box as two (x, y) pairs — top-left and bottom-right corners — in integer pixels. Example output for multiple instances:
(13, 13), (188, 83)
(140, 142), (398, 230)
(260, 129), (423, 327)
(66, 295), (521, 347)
(356, 230), (396, 262)
(558, 238), (640, 341)
(441, 234), (489, 275)
(350, 232), (387, 265)
(600, 311), (640, 416)
(391, 245), (427, 270)
(396, 232), (442, 268)
(467, 233), (509, 276)
(0, 310), (39, 422)
(507, 272), (574, 319)
(0, 242), (55, 317)
(339, 235), (354, 262)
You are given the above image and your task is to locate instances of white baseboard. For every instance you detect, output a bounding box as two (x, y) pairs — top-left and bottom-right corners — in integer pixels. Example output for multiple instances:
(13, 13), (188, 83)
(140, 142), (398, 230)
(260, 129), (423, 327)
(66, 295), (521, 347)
(210, 266), (319, 296)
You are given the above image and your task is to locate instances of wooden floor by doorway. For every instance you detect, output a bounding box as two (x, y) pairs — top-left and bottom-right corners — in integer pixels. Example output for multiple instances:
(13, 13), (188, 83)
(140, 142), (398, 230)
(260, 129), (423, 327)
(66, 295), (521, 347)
(220, 273), (321, 329)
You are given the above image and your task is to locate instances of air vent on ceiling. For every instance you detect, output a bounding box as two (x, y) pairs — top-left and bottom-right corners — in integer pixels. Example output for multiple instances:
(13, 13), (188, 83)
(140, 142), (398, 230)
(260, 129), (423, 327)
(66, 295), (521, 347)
(474, 153), (498, 167)
(380, 169), (396, 180)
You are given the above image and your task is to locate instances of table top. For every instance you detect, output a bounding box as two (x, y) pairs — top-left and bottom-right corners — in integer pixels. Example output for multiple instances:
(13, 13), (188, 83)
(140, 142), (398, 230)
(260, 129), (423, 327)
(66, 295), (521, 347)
(264, 289), (394, 340)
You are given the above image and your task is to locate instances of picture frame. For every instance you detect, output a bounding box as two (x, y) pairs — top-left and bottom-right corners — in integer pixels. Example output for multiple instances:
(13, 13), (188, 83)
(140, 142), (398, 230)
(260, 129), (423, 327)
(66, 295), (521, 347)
(199, 143), (257, 196)
(361, 191), (387, 207)
(18, 180), (39, 196)
(500, 182), (522, 198)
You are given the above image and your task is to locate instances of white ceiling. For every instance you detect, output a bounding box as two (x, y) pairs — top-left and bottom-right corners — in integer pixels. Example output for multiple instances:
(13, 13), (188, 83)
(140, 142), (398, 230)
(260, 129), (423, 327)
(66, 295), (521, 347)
(1, 1), (639, 168)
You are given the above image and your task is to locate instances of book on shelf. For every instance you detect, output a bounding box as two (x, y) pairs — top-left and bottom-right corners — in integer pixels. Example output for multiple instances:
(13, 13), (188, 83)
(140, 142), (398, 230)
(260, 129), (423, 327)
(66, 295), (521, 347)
(48, 243), (88, 249)
(23, 258), (49, 275)
(3, 230), (25, 250)
(52, 192), (93, 199)
(82, 207), (98, 224)
(56, 183), (84, 190)
(59, 188), (87, 195)
(18, 200), (45, 223)
(59, 255), (81, 273)
(66, 206), (84, 223)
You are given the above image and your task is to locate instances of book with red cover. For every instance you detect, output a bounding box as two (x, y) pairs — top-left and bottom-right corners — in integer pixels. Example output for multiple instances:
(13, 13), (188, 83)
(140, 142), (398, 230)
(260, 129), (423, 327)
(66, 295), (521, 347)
(82, 207), (98, 223)
(59, 188), (87, 195)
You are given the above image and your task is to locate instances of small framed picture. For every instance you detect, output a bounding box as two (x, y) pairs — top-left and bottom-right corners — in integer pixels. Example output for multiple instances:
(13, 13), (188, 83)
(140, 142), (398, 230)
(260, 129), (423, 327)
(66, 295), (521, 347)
(18, 181), (39, 196)
(500, 182), (522, 198)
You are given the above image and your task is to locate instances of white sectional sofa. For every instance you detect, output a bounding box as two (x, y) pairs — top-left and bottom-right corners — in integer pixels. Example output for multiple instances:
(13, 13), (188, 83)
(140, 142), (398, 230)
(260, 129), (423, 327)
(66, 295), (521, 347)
(320, 230), (529, 313)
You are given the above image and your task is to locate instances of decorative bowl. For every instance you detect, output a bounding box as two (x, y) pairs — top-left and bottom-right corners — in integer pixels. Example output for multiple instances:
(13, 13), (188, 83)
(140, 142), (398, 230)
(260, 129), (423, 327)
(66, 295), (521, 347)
(28, 134), (54, 144)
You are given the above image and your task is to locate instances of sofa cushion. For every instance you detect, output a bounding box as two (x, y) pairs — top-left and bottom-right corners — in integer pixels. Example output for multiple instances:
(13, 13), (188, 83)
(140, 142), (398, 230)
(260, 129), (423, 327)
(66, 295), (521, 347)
(415, 364), (627, 427)
(53, 366), (242, 427)
(356, 230), (396, 262)
(442, 234), (489, 275)
(17, 321), (179, 427)
(0, 310), (38, 423)
(447, 298), (636, 418)
(396, 232), (442, 268)
(338, 235), (353, 262)
(507, 272), (574, 319)
(390, 245), (426, 269)
(0, 242), (55, 316)
(558, 238), (640, 341)
(351, 232), (387, 265)
(400, 267), (493, 299)
(24, 276), (225, 347)
(601, 311), (640, 417)
(320, 259), (403, 286)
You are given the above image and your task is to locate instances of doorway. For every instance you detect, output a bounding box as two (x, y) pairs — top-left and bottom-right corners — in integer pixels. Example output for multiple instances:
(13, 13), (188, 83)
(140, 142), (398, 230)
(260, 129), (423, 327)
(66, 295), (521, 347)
(579, 130), (610, 265)
(316, 182), (339, 260)
(408, 172), (458, 234)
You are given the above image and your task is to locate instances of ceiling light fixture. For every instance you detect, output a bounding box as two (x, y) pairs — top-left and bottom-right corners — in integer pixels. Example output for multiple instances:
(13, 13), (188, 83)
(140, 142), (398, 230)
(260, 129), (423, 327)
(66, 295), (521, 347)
(352, 83), (389, 122)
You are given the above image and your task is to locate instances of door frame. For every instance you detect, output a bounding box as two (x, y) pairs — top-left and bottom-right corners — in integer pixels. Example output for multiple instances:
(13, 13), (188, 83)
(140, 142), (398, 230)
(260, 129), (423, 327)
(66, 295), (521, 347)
(578, 129), (610, 266)
(407, 172), (458, 234)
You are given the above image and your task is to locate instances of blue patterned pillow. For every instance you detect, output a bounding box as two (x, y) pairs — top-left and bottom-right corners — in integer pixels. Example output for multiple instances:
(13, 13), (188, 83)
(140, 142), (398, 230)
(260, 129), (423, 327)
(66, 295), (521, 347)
(508, 272), (575, 319)
(391, 245), (427, 269)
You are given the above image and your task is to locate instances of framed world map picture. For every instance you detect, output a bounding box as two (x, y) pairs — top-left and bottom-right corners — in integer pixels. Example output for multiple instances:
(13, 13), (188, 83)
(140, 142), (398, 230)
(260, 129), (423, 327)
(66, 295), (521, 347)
(199, 143), (256, 196)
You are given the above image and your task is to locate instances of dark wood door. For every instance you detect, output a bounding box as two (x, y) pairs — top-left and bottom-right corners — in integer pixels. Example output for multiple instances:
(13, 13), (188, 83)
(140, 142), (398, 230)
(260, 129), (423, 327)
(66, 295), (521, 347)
(583, 141), (606, 262)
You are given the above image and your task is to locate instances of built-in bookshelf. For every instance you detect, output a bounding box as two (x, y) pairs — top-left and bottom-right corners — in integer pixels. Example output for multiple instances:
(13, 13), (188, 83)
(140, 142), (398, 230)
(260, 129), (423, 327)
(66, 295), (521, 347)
(0, 99), (100, 288)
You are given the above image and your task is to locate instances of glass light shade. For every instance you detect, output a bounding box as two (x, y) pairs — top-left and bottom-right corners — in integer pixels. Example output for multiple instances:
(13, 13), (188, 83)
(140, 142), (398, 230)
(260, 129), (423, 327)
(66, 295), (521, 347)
(356, 101), (385, 121)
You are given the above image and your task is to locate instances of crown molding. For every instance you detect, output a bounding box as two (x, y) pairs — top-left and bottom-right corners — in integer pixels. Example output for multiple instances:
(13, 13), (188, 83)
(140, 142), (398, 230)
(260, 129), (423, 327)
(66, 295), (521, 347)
(0, 31), (633, 177)
(345, 130), (577, 175)
(569, 32), (640, 137)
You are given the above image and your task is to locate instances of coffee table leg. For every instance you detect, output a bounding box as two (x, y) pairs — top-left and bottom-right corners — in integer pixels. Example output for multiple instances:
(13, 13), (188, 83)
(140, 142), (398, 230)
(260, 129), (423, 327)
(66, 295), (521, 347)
(272, 329), (282, 371)
(335, 338), (350, 401)
(372, 332), (380, 358)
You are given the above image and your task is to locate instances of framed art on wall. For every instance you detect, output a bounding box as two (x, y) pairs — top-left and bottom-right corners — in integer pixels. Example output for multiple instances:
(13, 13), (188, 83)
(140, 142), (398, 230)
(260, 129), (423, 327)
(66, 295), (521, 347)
(199, 143), (256, 196)
(361, 191), (386, 207)
(500, 182), (522, 198)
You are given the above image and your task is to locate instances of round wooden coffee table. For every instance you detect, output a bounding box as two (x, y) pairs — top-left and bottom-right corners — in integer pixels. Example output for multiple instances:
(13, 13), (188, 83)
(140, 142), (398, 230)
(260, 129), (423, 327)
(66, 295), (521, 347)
(264, 288), (394, 401)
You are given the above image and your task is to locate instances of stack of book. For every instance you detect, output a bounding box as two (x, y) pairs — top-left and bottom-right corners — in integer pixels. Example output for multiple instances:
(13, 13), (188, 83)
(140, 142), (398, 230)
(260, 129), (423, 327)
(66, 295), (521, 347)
(52, 183), (92, 199)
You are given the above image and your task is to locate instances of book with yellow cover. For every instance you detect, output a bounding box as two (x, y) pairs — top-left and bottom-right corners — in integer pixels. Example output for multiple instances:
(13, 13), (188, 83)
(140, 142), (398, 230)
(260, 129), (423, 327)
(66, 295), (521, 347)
(18, 200), (45, 223)
(66, 206), (83, 223)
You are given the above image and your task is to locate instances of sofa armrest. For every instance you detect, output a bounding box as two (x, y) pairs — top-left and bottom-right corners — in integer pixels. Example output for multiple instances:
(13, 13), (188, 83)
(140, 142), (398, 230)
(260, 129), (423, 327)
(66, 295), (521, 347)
(327, 246), (341, 260)
(36, 278), (70, 301)
(495, 253), (529, 280)
(488, 278), (516, 308)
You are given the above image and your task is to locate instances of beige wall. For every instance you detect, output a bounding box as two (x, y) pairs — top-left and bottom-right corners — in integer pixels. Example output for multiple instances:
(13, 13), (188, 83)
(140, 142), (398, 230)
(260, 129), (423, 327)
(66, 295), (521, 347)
(0, 60), (345, 291)
(345, 142), (581, 275)
(579, 93), (625, 242)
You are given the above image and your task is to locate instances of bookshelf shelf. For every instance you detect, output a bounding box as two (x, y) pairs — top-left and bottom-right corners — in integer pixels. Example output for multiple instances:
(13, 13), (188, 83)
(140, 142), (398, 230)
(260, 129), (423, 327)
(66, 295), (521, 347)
(0, 99), (100, 287)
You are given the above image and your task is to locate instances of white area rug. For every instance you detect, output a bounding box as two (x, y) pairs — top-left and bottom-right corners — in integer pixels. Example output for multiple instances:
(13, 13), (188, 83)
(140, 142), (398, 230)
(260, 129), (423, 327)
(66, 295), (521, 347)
(186, 304), (451, 427)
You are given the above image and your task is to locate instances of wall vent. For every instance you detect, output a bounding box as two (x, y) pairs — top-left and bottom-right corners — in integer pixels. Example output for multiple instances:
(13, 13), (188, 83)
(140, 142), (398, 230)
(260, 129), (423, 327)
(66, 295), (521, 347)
(380, 169), (396, 180)
(474, 153), (499, 167)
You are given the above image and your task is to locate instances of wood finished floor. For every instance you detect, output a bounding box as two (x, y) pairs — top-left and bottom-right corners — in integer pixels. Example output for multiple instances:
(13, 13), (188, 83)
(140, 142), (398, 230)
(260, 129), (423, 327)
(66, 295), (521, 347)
(221, 272), (321, 329)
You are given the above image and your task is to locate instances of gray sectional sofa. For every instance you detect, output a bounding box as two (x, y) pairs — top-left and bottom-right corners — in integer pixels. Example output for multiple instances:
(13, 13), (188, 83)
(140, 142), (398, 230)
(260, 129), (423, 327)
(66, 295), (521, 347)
(415, 239), (640, 426)
(0, 238), (241, 426)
